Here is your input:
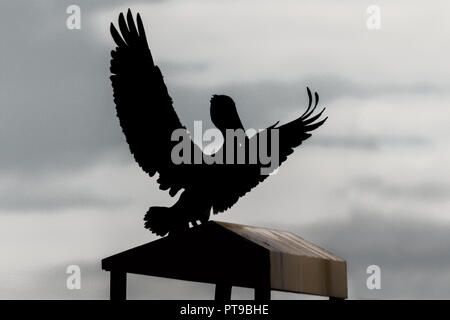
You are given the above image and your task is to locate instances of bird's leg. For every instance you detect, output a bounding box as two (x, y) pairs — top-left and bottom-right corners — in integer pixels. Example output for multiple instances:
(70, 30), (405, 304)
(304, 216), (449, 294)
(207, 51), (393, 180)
(168, 224), (188, 237)
(167, 218), (190, 237)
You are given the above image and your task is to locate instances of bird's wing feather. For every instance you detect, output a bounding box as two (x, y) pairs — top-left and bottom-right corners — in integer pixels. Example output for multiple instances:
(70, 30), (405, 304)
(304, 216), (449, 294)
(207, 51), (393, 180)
(110, 10), (201, 196)
(211, 88), (327, 213)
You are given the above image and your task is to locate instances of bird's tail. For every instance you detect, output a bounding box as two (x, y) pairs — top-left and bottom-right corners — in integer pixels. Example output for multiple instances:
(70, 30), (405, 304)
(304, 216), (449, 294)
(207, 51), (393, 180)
(144, 206), (184, 237)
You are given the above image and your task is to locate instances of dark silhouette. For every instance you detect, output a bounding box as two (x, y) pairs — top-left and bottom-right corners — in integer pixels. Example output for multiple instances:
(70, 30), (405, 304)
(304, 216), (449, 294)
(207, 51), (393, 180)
(110, 10), (327, 237)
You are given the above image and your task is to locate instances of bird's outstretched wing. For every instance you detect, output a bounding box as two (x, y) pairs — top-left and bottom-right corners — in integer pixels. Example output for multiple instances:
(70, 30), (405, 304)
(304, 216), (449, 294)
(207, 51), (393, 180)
(212, 88), (327, 213)
(110, 10), (199, 196)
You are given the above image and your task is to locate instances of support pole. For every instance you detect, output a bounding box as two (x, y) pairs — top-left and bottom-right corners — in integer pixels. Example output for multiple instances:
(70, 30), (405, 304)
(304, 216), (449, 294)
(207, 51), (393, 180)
(215, 283), (232, 301)
(254, 287), (271, 301)
(329, 296), (345, 301)
(110, 271), (127, 301)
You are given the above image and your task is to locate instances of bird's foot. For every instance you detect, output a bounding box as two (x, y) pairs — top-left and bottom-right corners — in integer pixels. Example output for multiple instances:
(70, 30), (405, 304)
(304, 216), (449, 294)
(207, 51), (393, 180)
(167, 219), (208, 237)
(190, 218), (209, 228)
(191, 220), (199, 227)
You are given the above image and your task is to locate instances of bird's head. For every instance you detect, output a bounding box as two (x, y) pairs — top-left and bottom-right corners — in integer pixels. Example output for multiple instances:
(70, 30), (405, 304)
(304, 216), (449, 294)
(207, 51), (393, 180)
(210, 95), (245, 133)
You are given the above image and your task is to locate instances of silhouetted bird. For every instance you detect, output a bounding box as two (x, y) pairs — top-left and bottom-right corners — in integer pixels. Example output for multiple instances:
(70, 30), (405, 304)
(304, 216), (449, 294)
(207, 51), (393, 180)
(110, 10), (327, 237)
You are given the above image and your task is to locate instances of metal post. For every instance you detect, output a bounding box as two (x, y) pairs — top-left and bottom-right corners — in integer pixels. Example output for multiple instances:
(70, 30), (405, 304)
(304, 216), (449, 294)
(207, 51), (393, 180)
(254, 287), (271, 301)
(215, 283), (232, 301)
(110, 271), (127, 301)
(329, 296), (345, 301)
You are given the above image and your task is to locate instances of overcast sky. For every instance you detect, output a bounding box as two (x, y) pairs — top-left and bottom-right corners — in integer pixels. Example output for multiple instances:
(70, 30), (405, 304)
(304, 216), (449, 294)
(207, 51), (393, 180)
(1, 0), (450, 299)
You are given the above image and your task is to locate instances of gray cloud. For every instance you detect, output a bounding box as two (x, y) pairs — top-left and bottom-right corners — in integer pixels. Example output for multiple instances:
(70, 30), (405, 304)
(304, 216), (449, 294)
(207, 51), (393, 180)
(353, 177), (450, 202)
(310, 134), (429, 150)
(0, 2), (123, 173)
(269, 212), (450, 299)
(0, 189), (127, 212)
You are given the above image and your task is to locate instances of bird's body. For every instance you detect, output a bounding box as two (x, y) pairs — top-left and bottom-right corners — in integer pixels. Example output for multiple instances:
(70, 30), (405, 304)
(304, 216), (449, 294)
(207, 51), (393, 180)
(110, 10), (327, 237)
